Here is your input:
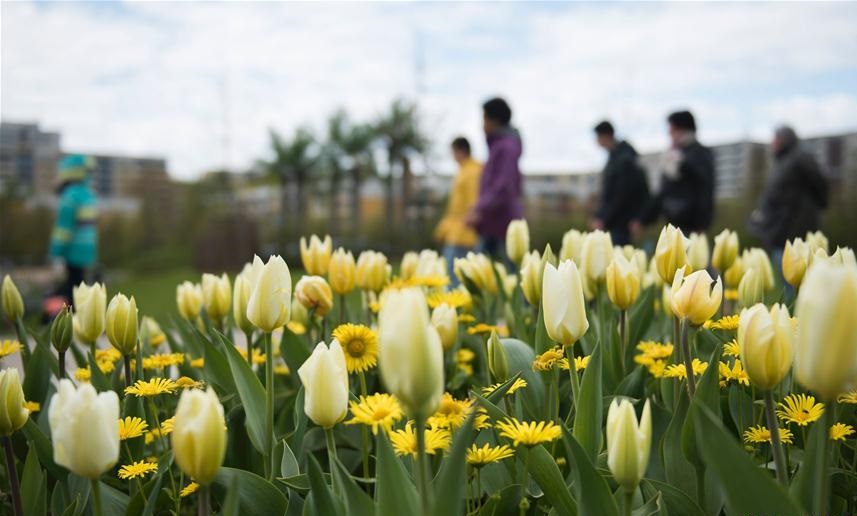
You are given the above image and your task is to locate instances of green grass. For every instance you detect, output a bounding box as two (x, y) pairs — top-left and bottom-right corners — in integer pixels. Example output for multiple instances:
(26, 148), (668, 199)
(112, 268), (199, 323)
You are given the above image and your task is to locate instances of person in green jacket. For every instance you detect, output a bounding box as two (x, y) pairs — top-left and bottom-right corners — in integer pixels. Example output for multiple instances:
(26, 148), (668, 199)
(49, 154), (98, 306)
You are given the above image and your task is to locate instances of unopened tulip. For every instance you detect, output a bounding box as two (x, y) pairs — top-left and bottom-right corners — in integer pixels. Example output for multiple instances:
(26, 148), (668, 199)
(414, 249), (447, 278)
(106, 294), (138, 355)
(686, 233), (710, 271)
(400, 252), (419, 280)
(378, 288), (444, 418)
(670, 268), (722, 326)
(560, 229), (585, 265)
(0, 369), (28, 436)
(782, 238), (810, 287)
(743, 248), (775, 290)
(232, 273), (254, 334)
(295, 276), (334, 317)
(654, 224), (687, 283)
(73, 282), (106, 344)
(506, 219), (530, 266)
(291, 297), (309, 326)
(1, 275), (24, 322)
(542, 260), (589, 346)
(328, 248), (357, 294)
(454, 253), (498, 294)
(246, 255), (291, 332)
(520, 250), (543, 306)
(805, 230), (828, 254)
(795, 261), (857, 400)
(580, 230), (613, 285)
(607, 398), (651, 493)
(711, 229), (739, 272)
(606, 253), (641, 310)
(202, 273), (231, 322)
(176, 281), (203, 322)
(724, 257), (744, 289)
(300, 235), (333, 276)
(738, 304), (793, 390)
(831, 247), (857, 267)
(430, 303), (458, 351)
(51, 306), (74, 353)
(171, 387), (227, 485)
(487, 330), (509, 382)
(139, 316), (166, 347)
(298, 341), (349, 428)
(737, 268), (765, 308)
(48, 380), (119, 479)
(356, 251), (388, 292)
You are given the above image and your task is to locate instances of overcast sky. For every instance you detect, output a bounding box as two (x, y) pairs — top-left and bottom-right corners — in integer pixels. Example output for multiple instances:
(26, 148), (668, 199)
(2, 1), (857, 179)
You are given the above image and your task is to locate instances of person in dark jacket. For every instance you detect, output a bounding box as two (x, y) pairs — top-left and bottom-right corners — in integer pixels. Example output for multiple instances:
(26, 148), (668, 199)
(749, 126), (828, 251)
(590, 121), (650, 245)
(466, 97), (524, 262)
(633, 111), (715, 235)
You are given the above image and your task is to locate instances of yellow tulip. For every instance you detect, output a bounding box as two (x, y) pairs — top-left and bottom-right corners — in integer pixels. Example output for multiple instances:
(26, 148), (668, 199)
(805, 230), (829, 254)
(782, 238), (810, 287)
(580, 230), (613, 285)
(831, 246), (857, 267)
(711, 229), (739, 272)
(300, 234), (333, 276)
(454, 253), (498, 295)
(647, 257), (664, 288)
(291, 297), (309, 326)
(106, 293), (138, 355)
(73, 282), (107, 344)
(542, 260), (589, 346)
(171, 387), (227, 485)
(430, 303), (458, 351)
(175, 281), (203, 322)
(723, 256), (744, 289)
(670, 268), (722, 326)
(414, 249), (447, 278)
(606, 398), (651, 493)
(232, 272), (254, 334)
(737, 303), (793, 390)
(606, 253), (641, 310)
(795, 261), (857, 400)
(660, 285), (674, 317)
(1, 275), (24, 322)
(295, 276), (334, 317)
(0, 369), (28, 436)
(520, 250), (543, 306)
(686, 232), (710, 271)
(742, 248), (775, 290)
(737, 268), (766, 308)
(506, 219), (530, 266)
(328, 248), (357, 295)
(246, 255), (292, 332)
(560, 229), (585, 265)
(654, 224), (687, 283)
(356, 251), (388, 292)
(202, 273), (231, 321)
(400, 251), (419, 280)
(298, 341), (349, 428)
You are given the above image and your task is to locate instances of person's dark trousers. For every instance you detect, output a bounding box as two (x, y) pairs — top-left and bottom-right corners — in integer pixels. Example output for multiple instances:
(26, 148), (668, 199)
(609, 227), (632, 247)
(60, 264), (86, 307)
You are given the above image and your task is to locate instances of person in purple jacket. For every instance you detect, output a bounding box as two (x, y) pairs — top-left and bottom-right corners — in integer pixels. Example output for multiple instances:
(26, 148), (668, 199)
(466, 97), (524, 262)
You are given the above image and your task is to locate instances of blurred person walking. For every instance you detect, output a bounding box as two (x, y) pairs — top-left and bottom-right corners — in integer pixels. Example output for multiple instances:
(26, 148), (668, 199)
(590, 121), (650, 246)
(466, 97), (524, 263)
(49, 154), (99, 309)
(633, 110), (715, 235)
(434, 137), (483, 284)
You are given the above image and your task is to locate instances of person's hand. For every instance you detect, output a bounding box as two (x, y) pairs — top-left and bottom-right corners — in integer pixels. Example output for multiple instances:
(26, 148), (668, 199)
(589, 218), (604, 231)
(629, 220), (643, 239)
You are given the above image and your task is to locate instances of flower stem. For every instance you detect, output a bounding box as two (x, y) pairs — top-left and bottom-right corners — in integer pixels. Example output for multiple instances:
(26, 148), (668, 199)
(2, 436), (23, 516)
(198, 484), (210, 516)
(623, 489), (633, 516)
(58, 350), (66, 379)
(680, 320), (695, 398)
(123, 354), (132, 387)
(814, 405), (834, 515)
(415, 415), (432, 516)
(264, 331), (275, 481)
(619, 309), (628, 375)
(565, 346), (581, 415)
(763, 390), (788, 485)
(672, 316), (681, 406)
(91, 478), (103, 516)
(325, 427), (340, 496)
(358, 372), (370, 481)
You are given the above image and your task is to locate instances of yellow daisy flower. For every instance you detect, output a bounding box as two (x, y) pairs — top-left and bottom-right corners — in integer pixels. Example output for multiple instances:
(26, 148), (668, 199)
(160, 416), (175, 435)
(532, 347), (564, 372)
(496, 418), (561, 447)
(175, 376), (204, 389)
(144, 429), (162, 445)
(467, 323), (508, 337)
(719, 359), (750, 387)
(724, 288), (739, 301)
(0, 340), (22, 358)
(118, 461), (158, 480)
(743, 425), (794, 445)
(482, 378), (528, 396)
(776, 394), (824, 426)
(426, 289), (472, 310)
(142, 353), (186, 370)
(189, 357), (205, 368)
(703, 315), (739, 331)
(75, 367), (91, 382)
(466, 443), (515, 466)
(24, 401), (40, 413)
(830, 423), (855, 441)
(458, 314), (476, 324)
(390, 424), (451, 457)
(456, 348), (476, 363)
(180, 482), (199, 497)
(428, 393), (473, 430)
(473, 407), (492, 431)
(95, 348), (122, 363)
(332, 323), (378, 374)
(407, 275), (450, 288)
(837, 391), (857, 404)
(118, 416), (149, 440)
(723, 340), (741, 357)
(286, 321), (306, 335)
(664, 359), (709, 380)
(647, 360), (667, 378)
(274, 363), (290, 376)
(345, 393), (403, 435)
(636, 341), (674, 359)
(559, 355), (590, 372)
(125, 378), (178, 398)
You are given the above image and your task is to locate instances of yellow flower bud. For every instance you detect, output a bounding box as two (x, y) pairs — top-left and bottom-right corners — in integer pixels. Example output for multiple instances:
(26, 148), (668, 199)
(378, 288), (444, 418)
(328, 248), (357, 295)
(542, 260), (589, 346)
(654, 224), (687, 283)
(430, 303), (458, 351)
(1, 275), (24, 322)
(686, 232), (710, 271)
(606, 253), (641, 310)
(831, 246), (857, 267)
(506, 219), (530, 266)
(487, 330), (509, 382)
(782, 238), (810, 287)
(356, 251), (388, 292)
(73, 282), (106, 344)
(560, 229), (585, 264)
(400, 252), (419, 280)
(454, 253), (498, 295)
(795, 261), (857, 400)
(202, 273), (231, 321)
(723, 257), (744, 289)
(737, 303), (793, 391)
(246, 255), (292, 332)
(607, 398), (651, 493)
(737, 268), (765, 308)
(711, 229), (739, 272)
(106, 293), (138, 355)
(805, 230), (828, 254)
(520, 250), (543, 306)
(300, 234), (333, 276)
(171, 387), (226, 485)
(298, 341), (349, 428)
(51, 306), (74, 353)
(580, 230), (613, 285)
(742, 248), (774, 290)
(232, 273), (254, 335)
(290, 297), (309, 326)
(295, 276), (334, 318)
(414, 249), (447, 278)
(670, 268), (722, 326)
(0, 368), (29, 436)
(176, 281), (203, 322)
(48, 380), (119, 479)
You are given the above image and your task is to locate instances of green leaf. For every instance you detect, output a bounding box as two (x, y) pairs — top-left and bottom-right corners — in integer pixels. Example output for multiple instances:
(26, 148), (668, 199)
(790, 409), (830, 513)
(631, 491), (664, 516)
(500, 338), (545, 418)
(279, 328), (312, 373)
(332, 457), (375, 516)
(626, 287), (655, 359)
(212, 467), (289, 516)
(640, 479), (705, 516)
(60, 495), (80, 516)
(21, 445), (47, 516)
(727, 386), (753, 436)
(23, 337), (58, 403)
(306, 454), (342, 515)
(431, 414), (476, 516)
(691, 400), (803, 515)
(221, 475), (242, 516)
(375, 430), (418, 514)
(660, 392), (697, 500)
(681, 342), (721, 469)
(534, 299), (550, 353)
(201, 331), (237, 394)
(139, 466), (165, 516)
(281, 439), (300, 478)
(99, 482), (130, 516)
(21, 419), (66, 481)
(222, 333), (268, 454)
(525, 445), (577, 516)
(573, 344), (603, 461)
(562, 426), (618, 516)
(86, 351), (112, 393)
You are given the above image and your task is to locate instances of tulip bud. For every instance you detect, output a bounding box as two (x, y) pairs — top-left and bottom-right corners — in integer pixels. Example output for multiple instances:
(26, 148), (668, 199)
(400, 252), (419, 280)
(139, 316), (166, 347)
(73, 282), (107, 344)
(506, 219), (530, 266)
(737, 268), (765, 308)
(247, 255), (292, 332)
(51, 306), (74, 353)
(487, 330), (509, 382)
(831, 246), (857, 267)
(542, 260), (589, 346)
(742, 248), (775, 290)
(606, 253), (641, 310)
(711, 229), (739, 272)
(560, 229), (585, 264)
(295, 276), (334, 317)
(202, 273), (231, 321)
(414, 249), (447, 279)
(291, 297), (309, 326)
(670, 268), (722, 326)
(686, 233), (709, 271)
(106, 294), (138, 355)
(607, 398), (651, 493)
(520, 250), (543, 306)
(0, 369), (29, 436)
(48, 380), (119, 478)
(171, 387), (227, 485)
(737, 304), (793, 390)
(298, 341), (349, 428)
(805, 230), (829, 254)
(580, 230), (613, 285)
(356, 251), (388, 292)
(232, 273), (254, 334)
(794, 261), (857, 400)
(328, 248), (357, 295)
(654, 224), (687, 283)
(782, 238), (810, 287)
(430, 303), (458, 351)
(300, 235), (333, 276)
(176, 281), (203, 321)
(660, 285), (674, 317)
(378, 288), (444, 418)
(1, 275), (24, 322)
(724, 257), (744, 289)
(454, 253), (498, 295)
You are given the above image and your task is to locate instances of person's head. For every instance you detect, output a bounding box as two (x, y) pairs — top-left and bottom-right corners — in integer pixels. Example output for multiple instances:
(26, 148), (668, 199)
(667, 110), (696, 146)
(771, 125), (799, 155)
(482, 97), (512, 135)
(593, 120), (616, 150)
(451, 137), (471, 164)
(57, 154), (95, 189)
